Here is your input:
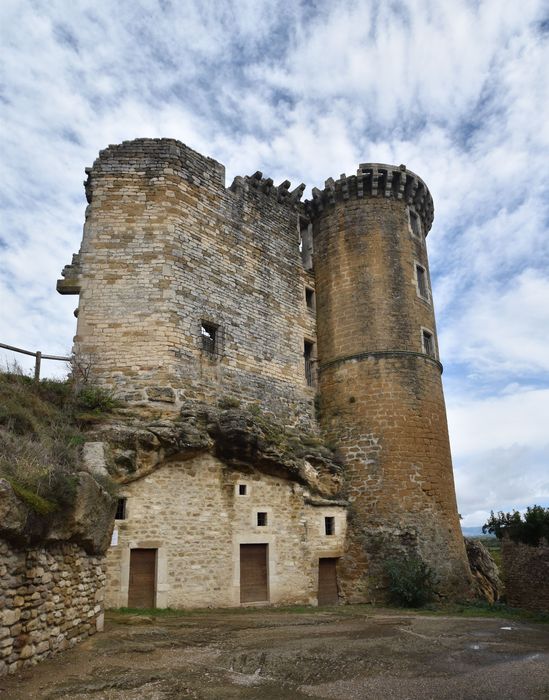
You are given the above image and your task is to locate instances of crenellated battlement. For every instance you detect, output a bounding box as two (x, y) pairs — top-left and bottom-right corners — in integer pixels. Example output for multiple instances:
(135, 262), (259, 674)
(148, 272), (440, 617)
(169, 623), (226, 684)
(230, 170), (305, 206)
(305, 163), (434, 234)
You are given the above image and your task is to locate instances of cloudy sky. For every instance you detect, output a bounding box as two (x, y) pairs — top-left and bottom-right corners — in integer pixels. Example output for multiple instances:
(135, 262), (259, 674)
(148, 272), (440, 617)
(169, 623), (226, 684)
(1, 0), (548, 527)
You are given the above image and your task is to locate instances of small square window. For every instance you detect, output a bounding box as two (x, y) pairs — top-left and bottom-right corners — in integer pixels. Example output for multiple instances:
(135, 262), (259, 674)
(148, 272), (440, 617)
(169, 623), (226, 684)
(257, 512), (268, 527)
(238, 484), (247, 496)
(416, 265), (428, 299)
(305, 287), (315, 311)
(324, 516), (335, 536)
(422, 330), (435, 357)
(201, 322), (217, 354)
(115, 498), (127, 520)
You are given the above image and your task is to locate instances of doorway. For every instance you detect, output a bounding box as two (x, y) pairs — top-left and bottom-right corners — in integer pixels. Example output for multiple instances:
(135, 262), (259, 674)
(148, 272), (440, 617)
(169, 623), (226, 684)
(318, 557), (339, 605)
(128, 548), (157, 608)
(240, 544), (268, 603)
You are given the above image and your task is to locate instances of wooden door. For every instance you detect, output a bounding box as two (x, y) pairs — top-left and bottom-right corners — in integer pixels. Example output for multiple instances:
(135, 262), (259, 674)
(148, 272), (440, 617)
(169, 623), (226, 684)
(240, 544), (268, 603)
(128, 549), (156, 608)
(318, 558), (338, 605)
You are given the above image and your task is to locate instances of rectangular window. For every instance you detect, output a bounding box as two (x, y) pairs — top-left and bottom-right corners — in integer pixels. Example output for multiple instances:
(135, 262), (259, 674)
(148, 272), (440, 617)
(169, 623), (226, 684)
(115, 498), (127, 520)
(324, 516), (335, 536)
(257, 512), (268, 527)
(201, 322), (217, 354)
(409, 210), (422, 237)
(305, 287), (315, 311)
(416, 265), (428, 299)
(304, 340), (315, 387)
(422, 330), (435, 357)
(238, 484), (247, 496)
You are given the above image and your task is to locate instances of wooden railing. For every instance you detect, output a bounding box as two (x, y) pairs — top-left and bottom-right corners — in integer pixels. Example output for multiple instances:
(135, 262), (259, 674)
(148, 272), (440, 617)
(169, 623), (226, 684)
(0, 342), (70, 381)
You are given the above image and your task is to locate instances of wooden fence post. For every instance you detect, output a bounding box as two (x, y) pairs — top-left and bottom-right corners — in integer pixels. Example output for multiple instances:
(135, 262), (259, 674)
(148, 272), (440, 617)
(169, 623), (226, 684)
(34, 351), (42, 381)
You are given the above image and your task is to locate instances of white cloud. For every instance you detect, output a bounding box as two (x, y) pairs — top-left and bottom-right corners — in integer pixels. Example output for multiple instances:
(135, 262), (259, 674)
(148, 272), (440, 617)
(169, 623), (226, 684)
(1, 0), (548, 523)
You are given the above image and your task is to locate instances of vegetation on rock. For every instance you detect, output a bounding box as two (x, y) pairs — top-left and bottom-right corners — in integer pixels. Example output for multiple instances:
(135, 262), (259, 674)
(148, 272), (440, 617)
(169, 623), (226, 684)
(0, 369), (117, 513)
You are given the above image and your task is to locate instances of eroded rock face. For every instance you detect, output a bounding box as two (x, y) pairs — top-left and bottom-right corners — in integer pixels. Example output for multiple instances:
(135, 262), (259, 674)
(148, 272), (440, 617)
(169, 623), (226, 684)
(89, 401), (344, 498)
(465, 537), (503, 604)
(0, 475), (116, 555)
(0, 478), (29, 544)
(49, 472), (117, 553)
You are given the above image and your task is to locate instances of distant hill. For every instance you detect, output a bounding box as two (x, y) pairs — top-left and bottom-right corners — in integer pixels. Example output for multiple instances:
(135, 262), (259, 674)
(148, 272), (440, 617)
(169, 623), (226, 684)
(461, 526), (495, 537)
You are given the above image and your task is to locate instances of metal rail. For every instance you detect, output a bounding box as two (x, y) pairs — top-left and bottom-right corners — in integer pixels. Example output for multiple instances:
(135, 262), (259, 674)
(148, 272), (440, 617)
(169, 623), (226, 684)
(0, 342), (70, 381)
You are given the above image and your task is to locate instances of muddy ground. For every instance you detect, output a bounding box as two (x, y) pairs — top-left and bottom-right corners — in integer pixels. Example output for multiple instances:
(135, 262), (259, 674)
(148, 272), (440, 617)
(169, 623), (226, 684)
(1, 607), (548, 699)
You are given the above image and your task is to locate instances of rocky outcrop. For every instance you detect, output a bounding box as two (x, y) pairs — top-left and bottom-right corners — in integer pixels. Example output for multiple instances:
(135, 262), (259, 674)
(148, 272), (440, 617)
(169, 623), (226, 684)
(0, 475), (116, 555)
(88, 401), (344, 498)
(465, 537), (503, 604)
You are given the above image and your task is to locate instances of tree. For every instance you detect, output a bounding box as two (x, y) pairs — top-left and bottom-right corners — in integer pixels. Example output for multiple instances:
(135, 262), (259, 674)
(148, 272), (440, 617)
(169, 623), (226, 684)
(483, 505), (549, 546)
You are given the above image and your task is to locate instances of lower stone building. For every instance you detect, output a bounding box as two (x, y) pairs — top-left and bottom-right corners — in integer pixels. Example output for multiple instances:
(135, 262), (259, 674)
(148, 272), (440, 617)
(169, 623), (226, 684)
(106, 456), (346, 608)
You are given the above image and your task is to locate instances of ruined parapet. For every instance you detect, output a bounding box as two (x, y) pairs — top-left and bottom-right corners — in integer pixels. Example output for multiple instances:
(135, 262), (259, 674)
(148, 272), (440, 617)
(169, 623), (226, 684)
(56, 253), (81, 295)
(231, 170), (305, 205)
(309, 162), (472, 601)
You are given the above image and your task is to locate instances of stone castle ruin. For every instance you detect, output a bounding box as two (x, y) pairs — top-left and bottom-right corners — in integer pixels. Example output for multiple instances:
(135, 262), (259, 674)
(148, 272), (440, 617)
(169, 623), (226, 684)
(57, 138), (472, 608)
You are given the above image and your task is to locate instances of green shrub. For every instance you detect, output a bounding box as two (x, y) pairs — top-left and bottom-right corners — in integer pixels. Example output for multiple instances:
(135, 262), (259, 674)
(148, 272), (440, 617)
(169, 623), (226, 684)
(385, 555), (436, 607)
(74, 385), (119, 413)
(218, 396), (241, 409)
(483, 506), (549, 546)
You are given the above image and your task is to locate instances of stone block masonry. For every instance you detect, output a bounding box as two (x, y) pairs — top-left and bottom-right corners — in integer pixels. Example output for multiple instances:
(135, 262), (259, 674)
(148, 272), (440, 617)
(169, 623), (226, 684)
(502, 539), (549, 613)
(58, 140), (473, 605)
(63, 139), (316, 429)
(0, 540), (105, 676)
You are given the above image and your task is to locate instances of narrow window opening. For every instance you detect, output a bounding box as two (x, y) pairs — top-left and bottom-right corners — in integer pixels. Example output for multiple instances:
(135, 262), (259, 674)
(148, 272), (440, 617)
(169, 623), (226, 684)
(422, 330), (435, 357)
(324, 516), (335, 536)
(304, 340), (315, 387)
(300, 218), (314, 270)
(257, 512), (268, 527)
(409, 210), (422, 237)
(201, 322), (217, 354)
(115, 498), (127, 520)
(238, 484), (247, 496)
(305, 287), (315, 311)
(416, 265), (428, 299)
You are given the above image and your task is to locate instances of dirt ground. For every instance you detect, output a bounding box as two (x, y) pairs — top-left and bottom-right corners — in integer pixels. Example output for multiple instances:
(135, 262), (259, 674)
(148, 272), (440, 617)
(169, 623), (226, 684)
(1, 607), (549, 700)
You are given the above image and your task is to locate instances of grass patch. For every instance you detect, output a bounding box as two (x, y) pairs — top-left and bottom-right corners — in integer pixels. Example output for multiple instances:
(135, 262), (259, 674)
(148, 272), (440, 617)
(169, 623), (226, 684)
(108, 602), (549, 624)
(412, 601), (549, 624)
(0, 370), (118, 512)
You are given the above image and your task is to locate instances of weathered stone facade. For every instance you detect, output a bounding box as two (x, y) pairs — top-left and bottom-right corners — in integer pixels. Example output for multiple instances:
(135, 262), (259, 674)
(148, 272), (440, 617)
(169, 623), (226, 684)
(58, 139), (472, 607)
(502, 539), (549, 612)
(107, 454), (346, 608)
(0, 540), (105, 676)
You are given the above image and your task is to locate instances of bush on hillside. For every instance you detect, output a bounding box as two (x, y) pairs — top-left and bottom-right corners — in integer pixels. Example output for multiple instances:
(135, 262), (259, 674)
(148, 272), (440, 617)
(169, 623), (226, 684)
(483, 506), (549, 546)
(0, 369), (118, 514)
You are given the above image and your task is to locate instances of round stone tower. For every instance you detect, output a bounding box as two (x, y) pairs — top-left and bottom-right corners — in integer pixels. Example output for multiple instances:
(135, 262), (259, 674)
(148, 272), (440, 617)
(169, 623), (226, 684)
(307, 164), (472, 602)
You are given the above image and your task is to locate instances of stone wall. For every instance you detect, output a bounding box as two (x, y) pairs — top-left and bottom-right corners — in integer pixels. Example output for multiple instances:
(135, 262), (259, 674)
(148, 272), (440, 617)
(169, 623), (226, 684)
(502, 539), (549, 612)
(106, 453), (347, 608)
(0, 539), (105, 676)
(62, 139), (316, 428)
